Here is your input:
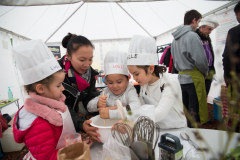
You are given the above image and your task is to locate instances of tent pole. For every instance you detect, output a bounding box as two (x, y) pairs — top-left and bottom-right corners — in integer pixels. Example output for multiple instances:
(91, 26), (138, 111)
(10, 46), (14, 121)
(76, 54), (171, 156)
(116, 2), (152, 37)
(45, 2), (85, 43)
(0, 27), (31, 40)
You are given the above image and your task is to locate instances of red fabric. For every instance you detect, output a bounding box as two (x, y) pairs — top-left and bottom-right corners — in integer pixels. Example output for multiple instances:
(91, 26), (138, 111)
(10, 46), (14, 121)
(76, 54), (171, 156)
(159, 46), (171, 64)
(169, 54), (173, 73)
(64, 56), (90, 91)
(0, 111), (8, 138)
(221, 85), (228, 118)
(13, 106), (63, 160)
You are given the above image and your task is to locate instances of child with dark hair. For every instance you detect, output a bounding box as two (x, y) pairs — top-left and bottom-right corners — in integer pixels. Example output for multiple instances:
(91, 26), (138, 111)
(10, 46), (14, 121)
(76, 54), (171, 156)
(12, 40), (94, 160)
(87, 51), (141, 119)
(127, 35), (187, 129)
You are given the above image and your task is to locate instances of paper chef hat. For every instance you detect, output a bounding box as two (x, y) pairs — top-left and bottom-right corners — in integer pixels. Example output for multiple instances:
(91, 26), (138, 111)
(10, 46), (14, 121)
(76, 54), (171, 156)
(12, 39), (61, 85)
(127, 35), (158, 66)
(199, 18), (219, 29)
(104, 51), (128, 76)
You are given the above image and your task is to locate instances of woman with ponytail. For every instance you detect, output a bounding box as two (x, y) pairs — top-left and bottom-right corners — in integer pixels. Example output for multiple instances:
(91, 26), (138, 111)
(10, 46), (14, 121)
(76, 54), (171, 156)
(58, 33), (100, 141)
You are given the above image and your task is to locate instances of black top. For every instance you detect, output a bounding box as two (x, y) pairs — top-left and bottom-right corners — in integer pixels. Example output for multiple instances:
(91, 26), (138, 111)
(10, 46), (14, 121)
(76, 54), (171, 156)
(222, 24), (240, 84)
(163, 47), (171, 67)
(58, 56), (100, 131)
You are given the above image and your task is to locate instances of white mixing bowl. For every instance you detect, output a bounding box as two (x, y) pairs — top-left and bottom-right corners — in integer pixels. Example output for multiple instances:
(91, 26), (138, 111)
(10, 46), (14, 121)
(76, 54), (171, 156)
(90, 115), (120, 143)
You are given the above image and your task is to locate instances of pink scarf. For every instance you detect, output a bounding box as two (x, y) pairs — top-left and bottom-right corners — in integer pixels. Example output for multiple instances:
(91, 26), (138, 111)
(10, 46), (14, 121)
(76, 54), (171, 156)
(64, 56), (90, 91)
(24, 92), (67, 126)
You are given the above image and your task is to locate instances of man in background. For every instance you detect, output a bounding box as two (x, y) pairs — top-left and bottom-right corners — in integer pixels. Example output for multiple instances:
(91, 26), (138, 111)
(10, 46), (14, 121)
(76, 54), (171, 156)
(196, 18), (219, 96)
(223, 2), (240, 86)
(222, 2), (240, 132)
(171, 10), (209, 127)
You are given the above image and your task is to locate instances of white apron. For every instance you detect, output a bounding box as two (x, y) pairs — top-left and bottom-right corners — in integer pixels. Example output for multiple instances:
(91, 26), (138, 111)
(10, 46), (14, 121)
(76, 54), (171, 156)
(56, 107), (77, 149)
(24, 107), (76, 160)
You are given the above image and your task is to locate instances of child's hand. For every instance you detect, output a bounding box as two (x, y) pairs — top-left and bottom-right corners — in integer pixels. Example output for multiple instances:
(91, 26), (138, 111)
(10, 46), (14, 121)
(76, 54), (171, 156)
(82, 120), (101, 142)
(111, 120), (126, 134)
(99, 108), (110, 119)
(83, 139), (93, 147)
(97, 95), (108, 108)
(108, 106), (118, 110)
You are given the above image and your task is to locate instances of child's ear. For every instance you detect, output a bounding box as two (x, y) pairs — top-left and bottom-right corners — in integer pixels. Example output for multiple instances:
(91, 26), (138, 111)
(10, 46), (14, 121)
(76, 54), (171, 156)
(149, 65), (155, 74)
(36, 84), (44, 94)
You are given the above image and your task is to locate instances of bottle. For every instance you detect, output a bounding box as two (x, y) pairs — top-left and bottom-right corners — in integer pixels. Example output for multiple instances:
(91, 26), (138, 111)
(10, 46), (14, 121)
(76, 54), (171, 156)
(8, 87), (13, 100)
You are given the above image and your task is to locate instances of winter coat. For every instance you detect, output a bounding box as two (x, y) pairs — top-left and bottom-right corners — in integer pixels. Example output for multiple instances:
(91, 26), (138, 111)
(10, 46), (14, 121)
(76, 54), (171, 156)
(58, 56), (99, 131)
(222, 24), (240, 83)
(159, 46), (171, 64)
(13, 107), (62, 160)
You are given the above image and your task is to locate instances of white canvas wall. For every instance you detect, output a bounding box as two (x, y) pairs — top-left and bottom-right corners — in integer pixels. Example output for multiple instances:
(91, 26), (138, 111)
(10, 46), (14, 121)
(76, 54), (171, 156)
(0, 32), (28, 116)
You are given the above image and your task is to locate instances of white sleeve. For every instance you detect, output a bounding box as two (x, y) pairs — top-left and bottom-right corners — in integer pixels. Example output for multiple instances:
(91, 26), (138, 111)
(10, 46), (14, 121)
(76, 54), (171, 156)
(127, 87), (142, 111)
(155, 80), (179, 122)
(109, 109), (122, 119)
(87, 95), (100, 112)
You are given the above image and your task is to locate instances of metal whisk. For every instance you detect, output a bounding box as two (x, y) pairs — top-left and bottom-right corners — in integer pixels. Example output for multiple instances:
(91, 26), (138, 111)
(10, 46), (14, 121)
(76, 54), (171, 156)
(153, 123), (160, 150)
(111, 123), (133, 147)
(133, 116), (155, 143)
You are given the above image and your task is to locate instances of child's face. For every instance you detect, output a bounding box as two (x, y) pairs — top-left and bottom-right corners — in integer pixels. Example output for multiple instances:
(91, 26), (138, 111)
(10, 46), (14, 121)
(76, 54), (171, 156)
(106, 74), (129, 95)
(41, 72), (65, 101)
(66, 46), (93, 74)
(128, 65), (151, 86)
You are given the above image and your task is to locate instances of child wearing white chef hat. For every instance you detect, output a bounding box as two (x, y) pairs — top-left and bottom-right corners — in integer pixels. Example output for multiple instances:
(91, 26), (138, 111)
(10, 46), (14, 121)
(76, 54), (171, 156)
(12, 39), (94, 160)
(127, 35), (187, 129)
(87, 51), (141, 119)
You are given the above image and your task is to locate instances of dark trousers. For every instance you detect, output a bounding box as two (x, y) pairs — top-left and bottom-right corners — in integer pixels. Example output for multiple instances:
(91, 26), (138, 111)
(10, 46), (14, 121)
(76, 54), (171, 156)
(181, 83), (200, 127)
(205, 79), (212, 97)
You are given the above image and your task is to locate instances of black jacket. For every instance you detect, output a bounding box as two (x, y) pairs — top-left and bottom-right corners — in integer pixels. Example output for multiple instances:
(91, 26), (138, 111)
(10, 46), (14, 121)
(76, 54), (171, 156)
(58, 56), (100, 131)
(222, 24), (240, 84)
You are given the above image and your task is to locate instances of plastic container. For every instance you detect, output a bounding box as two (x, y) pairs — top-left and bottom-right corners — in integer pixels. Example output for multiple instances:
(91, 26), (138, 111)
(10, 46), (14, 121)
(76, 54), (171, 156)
(8, 87), (13, 100)
(90, 115), (119, 143)
(0, 127), (25, 152)
(213, 97), (224, 122)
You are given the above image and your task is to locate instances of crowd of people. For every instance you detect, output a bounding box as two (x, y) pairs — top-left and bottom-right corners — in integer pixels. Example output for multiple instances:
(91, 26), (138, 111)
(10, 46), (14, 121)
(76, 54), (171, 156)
(10, 2), (240, 160)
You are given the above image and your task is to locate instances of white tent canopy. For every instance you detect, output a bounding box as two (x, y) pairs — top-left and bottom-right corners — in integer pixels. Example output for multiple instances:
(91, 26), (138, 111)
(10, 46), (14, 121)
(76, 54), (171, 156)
(0, 0), (238, 116)
(0, 0), (230, 42)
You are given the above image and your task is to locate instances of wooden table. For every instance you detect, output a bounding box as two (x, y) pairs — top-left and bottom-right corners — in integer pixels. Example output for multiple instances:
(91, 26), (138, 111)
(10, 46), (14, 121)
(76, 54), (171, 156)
(0, 98), (19, 110)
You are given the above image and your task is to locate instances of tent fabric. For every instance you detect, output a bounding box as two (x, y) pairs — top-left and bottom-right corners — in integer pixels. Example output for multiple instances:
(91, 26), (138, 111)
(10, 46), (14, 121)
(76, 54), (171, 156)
(0, 0), (170, 6)
(0, 0), (229, 42)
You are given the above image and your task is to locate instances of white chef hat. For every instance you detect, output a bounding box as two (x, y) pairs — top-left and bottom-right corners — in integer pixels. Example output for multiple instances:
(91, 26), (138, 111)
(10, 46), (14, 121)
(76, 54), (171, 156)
(199, 18), (219, 29)
(104, 51), (128, 76)
(127, 35), (158, 66)
(12, 39), (61, 85)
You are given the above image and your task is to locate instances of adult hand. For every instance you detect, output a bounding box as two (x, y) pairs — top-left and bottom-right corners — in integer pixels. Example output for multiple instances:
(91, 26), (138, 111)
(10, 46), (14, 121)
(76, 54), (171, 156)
(82, 120), (101, 142)
(99, 107), (110, 119)
(97, 95), (108, 108)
